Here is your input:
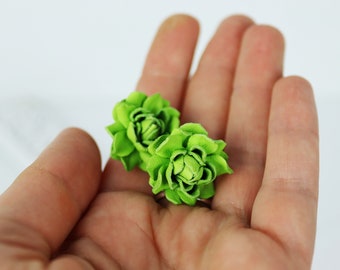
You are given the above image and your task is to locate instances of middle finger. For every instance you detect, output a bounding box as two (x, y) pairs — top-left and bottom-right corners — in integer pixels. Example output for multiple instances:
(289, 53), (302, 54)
(181, 15), (254, 139)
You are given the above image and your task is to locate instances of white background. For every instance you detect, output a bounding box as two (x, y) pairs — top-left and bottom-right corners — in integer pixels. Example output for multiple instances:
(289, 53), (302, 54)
(0, 1), (339, 268)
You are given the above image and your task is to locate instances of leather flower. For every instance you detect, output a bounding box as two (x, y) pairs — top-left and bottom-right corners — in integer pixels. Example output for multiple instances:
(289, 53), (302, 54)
(146, 123), (233, 206)
(106, 91), (180, 171)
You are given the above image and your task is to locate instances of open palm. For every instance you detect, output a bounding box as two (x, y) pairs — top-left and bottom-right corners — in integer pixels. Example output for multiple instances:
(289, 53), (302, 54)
(0, 15), (318, 269)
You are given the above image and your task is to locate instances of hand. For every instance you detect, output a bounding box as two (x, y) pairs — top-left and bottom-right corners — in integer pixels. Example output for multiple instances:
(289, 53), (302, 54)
(0, 15), (319, 269)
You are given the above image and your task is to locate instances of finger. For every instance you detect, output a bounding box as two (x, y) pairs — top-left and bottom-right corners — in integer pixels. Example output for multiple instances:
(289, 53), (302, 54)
(251, 76), (319, 267)
(101, 14), (199, 194)
(0, 128), (102, 254)
(213, 25), (285, 220)
(136, 14), (199, 108)
(182, 15), (253, 139)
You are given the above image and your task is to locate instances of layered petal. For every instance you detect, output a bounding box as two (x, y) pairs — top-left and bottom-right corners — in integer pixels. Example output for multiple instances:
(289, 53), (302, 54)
(179, 123), (208, 135)
(112, 131), (135, 157)
(143, 93), (168, 113)
(198, 182), (215, 199)
(120, 150), (141, 171)
(188, 134), (219, 155)
(149, 165), (168, 194)
(155, 134), (186, 158)
(165, 189), (182, 205)
(113, 102), (136, 127)
(126, 91), (147, 107)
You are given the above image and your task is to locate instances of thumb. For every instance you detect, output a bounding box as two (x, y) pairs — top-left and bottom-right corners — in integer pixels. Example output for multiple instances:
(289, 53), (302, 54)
(0, 128), (102, 260)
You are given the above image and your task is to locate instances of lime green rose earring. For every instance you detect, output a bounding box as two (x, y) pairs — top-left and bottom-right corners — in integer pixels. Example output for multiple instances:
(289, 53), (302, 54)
(106, 91), (233, 206)
(106, 91), (180, 171)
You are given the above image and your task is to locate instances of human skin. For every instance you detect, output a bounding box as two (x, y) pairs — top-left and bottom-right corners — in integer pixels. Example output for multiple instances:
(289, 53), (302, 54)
(0, 14), (319, 269)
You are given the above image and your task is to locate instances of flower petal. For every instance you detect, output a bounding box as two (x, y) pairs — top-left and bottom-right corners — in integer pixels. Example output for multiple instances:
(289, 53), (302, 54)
(106, 122), (125, 138)
(138, 150), (151, 171)
(188, 134), (218, 155)
(112, 131), (135, 157)
(172, 154), (184, 175)
(215, 139), (227, 153)
(141, 118), (164, 143)
(120, 149), (140, 171)
(149, 165), (168, 194)
(156, 134), (185, 158)
(177, 185), (199, 206)
(198, 182), (215, 199)
(146, 156), (167, 180)
(165, 189), (182, 205)
(188, 151), (205, 166)
(166, 163), (177, 189)
(143, 93), (168, 113)
(180, 123), (208, 136)
(170, 149), (187, 161)
(198, 168), (214, 185)
(179, 155), (202, 182)
(167, 115), (180, 131)
(206, 154), (230, 176)
(127, 123), (138, 143)
(126, 91), (147, 107)
(113, 102), (136, 127)
(158, 107), (180, 127)
(148, 134), (168, 155)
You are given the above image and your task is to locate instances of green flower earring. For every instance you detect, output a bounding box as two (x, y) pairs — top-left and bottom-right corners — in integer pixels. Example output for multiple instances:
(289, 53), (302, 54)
(106, 91), (180, 171)
(146, 123), (233, 206)
(106, 91), (233, 206)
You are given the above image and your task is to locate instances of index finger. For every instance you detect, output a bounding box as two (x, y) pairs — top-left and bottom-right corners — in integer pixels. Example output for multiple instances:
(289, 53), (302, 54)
(101, 15), (199, 193)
